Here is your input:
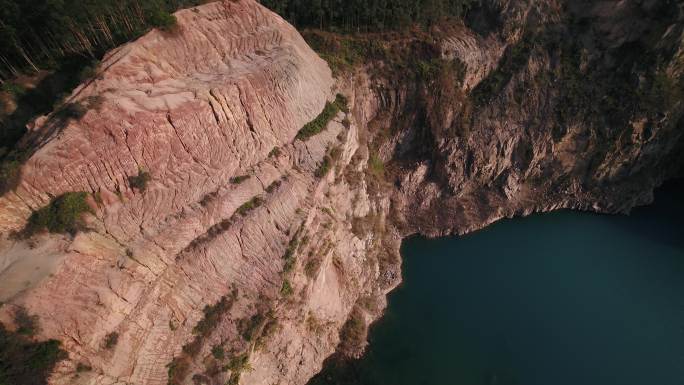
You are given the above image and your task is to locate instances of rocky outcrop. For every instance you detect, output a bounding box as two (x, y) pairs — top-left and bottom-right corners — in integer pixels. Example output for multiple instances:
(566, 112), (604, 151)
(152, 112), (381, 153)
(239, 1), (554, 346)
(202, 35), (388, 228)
(0, 1), (682, 385)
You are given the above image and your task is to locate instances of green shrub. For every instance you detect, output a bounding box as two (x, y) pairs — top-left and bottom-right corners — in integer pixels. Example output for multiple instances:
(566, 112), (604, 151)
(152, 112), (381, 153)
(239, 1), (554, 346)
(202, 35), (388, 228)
(282, 234), (300, 273)
(104, 332), (119, 349)
(58, 101), (88, 120)
(128, 169), (152, 192)
(149, 10), (178, 32)
(168, 288), (238, 385)
(25, 192), (91, 236)
(14, 307), (39, 336)
(230, 175), (250, 184)
(315, 155), (333, 178)
(368, 153), (385, 177)
(0, 156), (22, 195)
(236, 196), (263, 216)
(296, 102), (339, 140)
(296, 94), (347, 141)
(0, 325), (66, 385)
(338, 307), (366, 355)
(224, 353), (251, 385)
(280, 280), (294, 297)
(1, 82), (26, 97)
(193, 294), (235, 336)
(268, 147), (281, 158)
(304, 257), (322, 279)
(211, 345), (224, 360)
(238, 313), (265, 342)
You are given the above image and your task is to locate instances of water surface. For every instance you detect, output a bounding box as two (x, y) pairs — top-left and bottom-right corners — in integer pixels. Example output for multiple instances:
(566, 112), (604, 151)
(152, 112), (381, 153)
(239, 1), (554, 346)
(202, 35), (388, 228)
(309, 181), (684, 385)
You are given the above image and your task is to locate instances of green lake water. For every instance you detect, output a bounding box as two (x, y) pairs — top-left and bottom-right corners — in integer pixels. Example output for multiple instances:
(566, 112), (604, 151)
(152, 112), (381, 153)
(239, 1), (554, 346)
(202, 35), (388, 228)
(309, 180), (684, 385)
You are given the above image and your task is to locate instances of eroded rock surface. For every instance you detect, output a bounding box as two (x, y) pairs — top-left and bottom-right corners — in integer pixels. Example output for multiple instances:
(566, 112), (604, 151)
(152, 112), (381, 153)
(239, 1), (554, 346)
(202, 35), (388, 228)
(0, 1), (389, 384)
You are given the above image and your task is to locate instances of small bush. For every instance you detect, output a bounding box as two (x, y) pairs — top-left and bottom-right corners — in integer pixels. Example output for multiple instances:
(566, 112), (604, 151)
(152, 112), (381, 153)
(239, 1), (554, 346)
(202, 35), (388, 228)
(268, 147), (281, 158)
(280, 280), (294, 297)
(265, 180), (281, 194)
(0, 156), (22, 194)
(304, 257), (322, 279)
(225, 353), (250, 372)
(368, 153), (385, 177)
(193, 294), (235, 337)
(211, 345), (225, 360)
(224, 353), (251, 385)
(282, 234), (299, 273)
(0, 325), (66, 385)
(149, 10), (178, 32)
(104, 332), (119, 349)
(58, 101), (88, 120)
(315, 155), (333, 178)
(25, 192), (91, 236)
(236, 196), (263, 216)
(296, 93), (348, 141)
(338, 307), (366, 355)
(128, 169), (152, 192)
(14, 307), (39, 336)
(229, 175), (250, 184)
(1, 82), (27, 97)
(238, 313), (265, 342)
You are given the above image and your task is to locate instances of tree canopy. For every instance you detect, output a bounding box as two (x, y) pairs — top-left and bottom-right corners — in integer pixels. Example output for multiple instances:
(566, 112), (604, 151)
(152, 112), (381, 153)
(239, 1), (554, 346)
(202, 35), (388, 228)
(0, 0), (200, 81)
(259, 0), (479, 32)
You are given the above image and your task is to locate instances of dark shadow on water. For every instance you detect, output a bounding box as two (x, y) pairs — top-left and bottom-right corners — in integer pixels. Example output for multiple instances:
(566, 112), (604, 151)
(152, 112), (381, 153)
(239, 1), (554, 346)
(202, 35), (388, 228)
(611, 178), (684, 250)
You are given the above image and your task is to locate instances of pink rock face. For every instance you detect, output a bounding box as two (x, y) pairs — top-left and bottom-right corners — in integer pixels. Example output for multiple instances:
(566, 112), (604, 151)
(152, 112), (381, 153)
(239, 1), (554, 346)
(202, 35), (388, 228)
(0, 0), (332, 233)
(0, 1), (358, 385)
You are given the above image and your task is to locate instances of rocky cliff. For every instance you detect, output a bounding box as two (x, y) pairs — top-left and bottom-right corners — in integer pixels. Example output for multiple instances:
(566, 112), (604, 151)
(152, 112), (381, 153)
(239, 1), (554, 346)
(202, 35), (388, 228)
(0, 1), (682, 385)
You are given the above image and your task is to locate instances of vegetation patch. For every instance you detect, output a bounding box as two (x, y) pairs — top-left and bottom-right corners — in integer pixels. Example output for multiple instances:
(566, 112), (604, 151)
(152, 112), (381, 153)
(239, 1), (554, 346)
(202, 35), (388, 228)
(280, 280), (294, 297)
(238, 313), (266, 342)
(470, 33), (534, 106)
(223, 353), (251, 385)
(296, 94), (348, 141)
(229, 175), (251, 185)
(260, 0), (477, 33)
(24, 192), (91, 236)
(338, 307), (367, 356)
(103, 332), (119, 350)
(210, 345), (224, 360)
(315, 155), (333, 178)
(236, 196), (264, 216)
(282, 231), (301, 273)
(0, 324), (67, 385)
(128, 169), (152, 192)
(13, 307), (39, 337)
(265, 179), (282, 194)
(368, 153), (385, 177)
(0, 155), (22, 196)
(268, 147), (281, 158)
(167, 287), (238, 385)
(304, 256), (323, 279)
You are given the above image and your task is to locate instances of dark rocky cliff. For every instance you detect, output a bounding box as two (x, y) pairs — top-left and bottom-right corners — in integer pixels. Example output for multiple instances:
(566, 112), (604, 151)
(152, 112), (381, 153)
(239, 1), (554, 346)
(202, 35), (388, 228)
(336, 0), (683, 239)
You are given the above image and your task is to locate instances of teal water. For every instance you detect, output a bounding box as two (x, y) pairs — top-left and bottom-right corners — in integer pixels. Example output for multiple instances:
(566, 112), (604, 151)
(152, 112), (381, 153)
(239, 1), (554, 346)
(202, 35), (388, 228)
(309, 181), (684, 385)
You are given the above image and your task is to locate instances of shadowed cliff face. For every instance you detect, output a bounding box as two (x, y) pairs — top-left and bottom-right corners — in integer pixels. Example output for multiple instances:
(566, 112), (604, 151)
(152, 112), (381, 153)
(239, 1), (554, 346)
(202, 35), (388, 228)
(342, 0), (684, 237)
(0, 1), (682, 385)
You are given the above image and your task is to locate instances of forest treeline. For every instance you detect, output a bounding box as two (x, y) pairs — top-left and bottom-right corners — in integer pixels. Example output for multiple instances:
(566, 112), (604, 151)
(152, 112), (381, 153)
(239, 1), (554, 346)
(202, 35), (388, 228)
(0, 0), (479, 82)
(259, 0), (479, 31)
(0, 0), (204, 82)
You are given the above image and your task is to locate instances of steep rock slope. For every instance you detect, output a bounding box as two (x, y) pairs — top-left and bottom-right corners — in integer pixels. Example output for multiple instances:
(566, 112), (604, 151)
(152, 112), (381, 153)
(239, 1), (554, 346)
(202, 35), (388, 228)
(336, 0), (684, 238)
(0, 1), (397, 385)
